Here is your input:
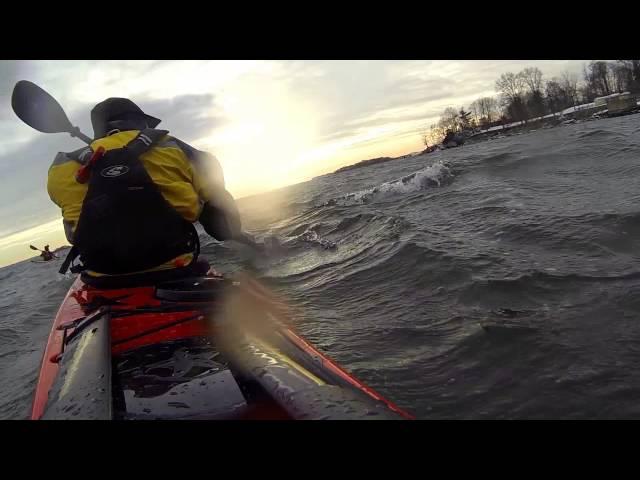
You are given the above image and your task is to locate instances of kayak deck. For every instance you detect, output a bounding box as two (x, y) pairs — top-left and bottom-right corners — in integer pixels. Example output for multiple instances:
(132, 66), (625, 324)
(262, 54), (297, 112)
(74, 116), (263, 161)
(33, 273), (413, 420)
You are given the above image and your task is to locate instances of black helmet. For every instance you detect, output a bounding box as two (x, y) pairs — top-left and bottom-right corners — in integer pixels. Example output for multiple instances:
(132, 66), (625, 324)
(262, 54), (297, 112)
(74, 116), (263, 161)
(91, 98), (161, 138)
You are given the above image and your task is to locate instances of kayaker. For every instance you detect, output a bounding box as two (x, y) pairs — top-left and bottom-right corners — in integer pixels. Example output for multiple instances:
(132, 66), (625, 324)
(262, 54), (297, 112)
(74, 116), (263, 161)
(47, 97), (242, 284)
(41, 245), (55, 261)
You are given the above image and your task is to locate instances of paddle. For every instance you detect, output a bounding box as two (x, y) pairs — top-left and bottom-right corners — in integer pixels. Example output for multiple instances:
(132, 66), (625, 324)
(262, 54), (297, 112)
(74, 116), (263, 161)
(29, 245), (58, 259)
(234, 232), (284, 255)
(234, 232), (266, 252)
(12, 80), (93, 144)
(12, 80), (272, 256)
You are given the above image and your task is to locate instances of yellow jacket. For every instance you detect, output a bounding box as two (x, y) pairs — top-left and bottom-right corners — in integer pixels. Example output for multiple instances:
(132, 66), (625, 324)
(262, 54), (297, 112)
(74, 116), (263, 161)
(48, 130), (229, 273)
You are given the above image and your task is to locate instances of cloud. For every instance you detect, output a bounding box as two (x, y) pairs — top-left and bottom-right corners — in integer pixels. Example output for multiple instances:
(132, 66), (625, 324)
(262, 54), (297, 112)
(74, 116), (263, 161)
(133, 93), (225, 144)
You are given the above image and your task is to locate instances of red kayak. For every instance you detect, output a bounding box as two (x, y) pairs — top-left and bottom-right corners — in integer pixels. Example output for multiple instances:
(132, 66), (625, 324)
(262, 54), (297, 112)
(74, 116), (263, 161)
(32, 269), (413, 420)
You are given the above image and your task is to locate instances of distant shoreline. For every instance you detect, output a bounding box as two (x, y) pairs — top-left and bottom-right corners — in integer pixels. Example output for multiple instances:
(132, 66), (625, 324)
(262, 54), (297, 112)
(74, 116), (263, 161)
(331, 105), (640, 176)
(332, 156), (398, 174)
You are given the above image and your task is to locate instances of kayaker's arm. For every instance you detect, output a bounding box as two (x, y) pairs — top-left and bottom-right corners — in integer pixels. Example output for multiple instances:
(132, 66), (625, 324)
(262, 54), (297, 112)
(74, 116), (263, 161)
(199, 189), (242, 241)
(190, 149), (243, 242)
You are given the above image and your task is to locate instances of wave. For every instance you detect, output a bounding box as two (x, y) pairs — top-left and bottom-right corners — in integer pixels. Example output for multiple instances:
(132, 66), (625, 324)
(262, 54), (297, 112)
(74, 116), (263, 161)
(325, 161), (454, 206)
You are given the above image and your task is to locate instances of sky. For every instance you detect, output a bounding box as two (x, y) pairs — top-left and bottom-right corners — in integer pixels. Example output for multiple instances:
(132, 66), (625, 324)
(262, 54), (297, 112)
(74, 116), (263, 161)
(0, 60), (586, 267)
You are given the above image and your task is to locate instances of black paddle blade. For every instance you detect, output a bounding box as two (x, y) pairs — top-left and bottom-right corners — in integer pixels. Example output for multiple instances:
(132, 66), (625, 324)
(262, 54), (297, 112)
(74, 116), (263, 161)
(11, 80), (73, 134)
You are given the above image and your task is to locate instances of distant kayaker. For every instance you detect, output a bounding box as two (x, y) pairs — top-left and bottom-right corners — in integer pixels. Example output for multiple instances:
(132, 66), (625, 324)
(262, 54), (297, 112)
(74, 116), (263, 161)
(41, 245), (55, 261)
(47, 97), (242, 282)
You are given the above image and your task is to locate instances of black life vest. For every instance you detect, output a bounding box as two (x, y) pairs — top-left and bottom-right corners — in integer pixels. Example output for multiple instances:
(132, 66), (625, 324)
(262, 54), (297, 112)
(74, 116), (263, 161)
(60, 129), (198, 275)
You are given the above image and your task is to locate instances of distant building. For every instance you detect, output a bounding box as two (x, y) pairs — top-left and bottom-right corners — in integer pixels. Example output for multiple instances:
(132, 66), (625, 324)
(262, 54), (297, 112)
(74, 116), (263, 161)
(604, 92), (638, 116)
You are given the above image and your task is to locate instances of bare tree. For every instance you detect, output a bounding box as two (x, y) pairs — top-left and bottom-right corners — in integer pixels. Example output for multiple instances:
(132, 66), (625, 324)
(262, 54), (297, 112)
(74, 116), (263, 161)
(428, 122), (445, 145)
(420, 122), (447, 148)
(610, 61), (632, 92)
(495, 72), (526, 101)
(596, 60), (640, 94)
(438, 107), (459, 133)
(485, 97), (499, 123)
(560, 71), (579, 107)
(521, 67), (544, 95)
(469, 100), (481, 126)
(496, 72), (529, 122)
(458, 107), (473, 130)
(581, 63), (595, 101)
(616, 60), (640, 91)
(476, 96), (499, 125)
(545, 78), (563, 114)
(586, 61), (612, 96)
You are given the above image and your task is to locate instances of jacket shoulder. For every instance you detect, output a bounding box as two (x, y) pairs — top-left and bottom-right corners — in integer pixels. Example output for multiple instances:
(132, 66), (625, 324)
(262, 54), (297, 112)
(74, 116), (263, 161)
(50, 146), (93, 168)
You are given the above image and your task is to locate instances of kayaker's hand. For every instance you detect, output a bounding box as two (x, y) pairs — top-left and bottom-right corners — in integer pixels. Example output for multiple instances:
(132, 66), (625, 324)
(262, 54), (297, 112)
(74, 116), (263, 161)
(234, 232), (266, 252)
(199, 193), (242, 241)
